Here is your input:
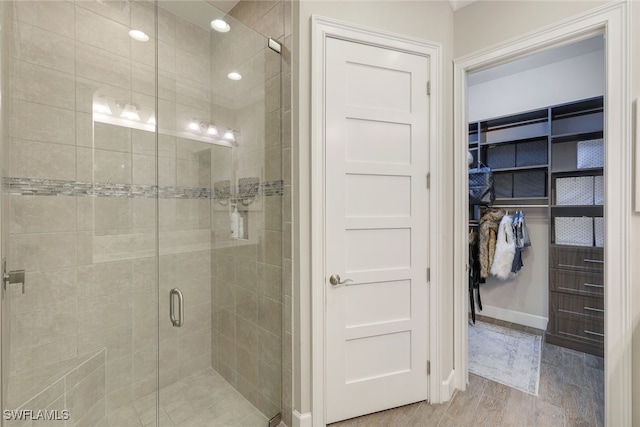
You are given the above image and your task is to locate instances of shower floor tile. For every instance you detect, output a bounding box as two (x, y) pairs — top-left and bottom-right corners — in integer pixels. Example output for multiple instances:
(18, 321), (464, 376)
(104, 368), (266, 426)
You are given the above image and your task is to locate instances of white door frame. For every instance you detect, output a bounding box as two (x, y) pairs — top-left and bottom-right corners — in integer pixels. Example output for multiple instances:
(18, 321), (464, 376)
(311, 15), (443, 427)
(452, 1), (632, 426)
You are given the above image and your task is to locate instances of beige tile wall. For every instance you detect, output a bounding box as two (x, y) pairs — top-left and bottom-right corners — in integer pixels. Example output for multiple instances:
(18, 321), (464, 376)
(5, 349), (106, 427)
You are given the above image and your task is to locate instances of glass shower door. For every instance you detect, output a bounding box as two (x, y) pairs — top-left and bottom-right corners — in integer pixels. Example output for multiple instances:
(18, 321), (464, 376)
(0, 0), (282, 425)
(155, 1), (283, 425)
(1, 0), (160, 425)
(0, 1), (158, 426)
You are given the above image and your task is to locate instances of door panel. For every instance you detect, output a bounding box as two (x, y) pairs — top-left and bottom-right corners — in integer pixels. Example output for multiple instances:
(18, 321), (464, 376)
(345, 228), (411, 271)
(345, 174), (411, 217)
(325, 37), (430, 423)
(345, 63), (412, 111)
(345, 119), (412, 164)
(345, 331), (412, 382)
(345, 280), (412, 326)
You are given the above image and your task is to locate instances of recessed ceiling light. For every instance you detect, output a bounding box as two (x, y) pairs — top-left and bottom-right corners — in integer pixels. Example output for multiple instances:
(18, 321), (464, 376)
(187, 120), (200, 131)
(227, 72), (242, 81)
(129, 29), (149, 42)
(211, 19), (230, 33)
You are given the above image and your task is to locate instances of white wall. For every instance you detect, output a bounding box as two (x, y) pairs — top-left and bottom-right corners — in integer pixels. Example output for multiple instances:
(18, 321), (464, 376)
(453, 0), (610, 58)
(468, 49), (605, 122)
(290, 0), (640, 423)
(477, 210), (549, 329)
(630, 1), (640, 424)
(293, 0), (455, 418)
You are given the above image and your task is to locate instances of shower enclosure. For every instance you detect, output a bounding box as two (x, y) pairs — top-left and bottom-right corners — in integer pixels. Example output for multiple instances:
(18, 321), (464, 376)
(0, 1), (284, 425)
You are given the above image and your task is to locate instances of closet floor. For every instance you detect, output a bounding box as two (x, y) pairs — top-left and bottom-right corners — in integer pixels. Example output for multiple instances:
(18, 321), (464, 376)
(328, 339), (604, 427)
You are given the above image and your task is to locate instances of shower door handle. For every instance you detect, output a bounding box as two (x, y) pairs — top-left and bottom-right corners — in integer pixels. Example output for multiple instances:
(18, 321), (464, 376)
(2, 258), (25, 295)
(170, 288), (184, 327)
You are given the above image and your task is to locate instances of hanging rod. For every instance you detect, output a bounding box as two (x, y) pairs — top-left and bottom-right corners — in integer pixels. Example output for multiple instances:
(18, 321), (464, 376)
(492, 204), (548, 208)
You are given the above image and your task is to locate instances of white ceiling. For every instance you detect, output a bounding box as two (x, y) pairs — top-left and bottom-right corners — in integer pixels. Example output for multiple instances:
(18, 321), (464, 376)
(206, 0), (240, 14)
(162, 0), (476, 24)
(449, 0), (477, 11)
(213, 0), (471, 13)
(159, 0), (240, 29)
(211, 0), (473, 13)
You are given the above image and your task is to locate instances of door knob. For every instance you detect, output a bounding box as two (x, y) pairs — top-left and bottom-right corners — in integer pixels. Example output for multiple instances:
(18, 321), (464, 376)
(329, 274), (353, 286)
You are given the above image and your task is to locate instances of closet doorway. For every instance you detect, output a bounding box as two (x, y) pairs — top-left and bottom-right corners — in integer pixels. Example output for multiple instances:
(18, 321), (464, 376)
(454, 3), (633, 424)
(464, 35), (605, 423)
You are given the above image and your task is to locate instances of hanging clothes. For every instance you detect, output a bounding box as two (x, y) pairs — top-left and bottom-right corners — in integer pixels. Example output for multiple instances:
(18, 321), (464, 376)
(511, 211), (531, 274)
(514, 211), (531, 248)
(478, 208), (505, 279)
(469, 228), (482, 324)
(491, 213), (516, 280)
(511, 212), (524, 274)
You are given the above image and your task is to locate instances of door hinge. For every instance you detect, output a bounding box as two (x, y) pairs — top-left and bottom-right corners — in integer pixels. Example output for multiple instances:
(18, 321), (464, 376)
(268, 413), (282, 427)
(427, 267), (431, 282)
(427, 81), (431, 96)
(427, 360), (431, 375)
(268, 38), (282, 54)
(426, 172), (430, 189)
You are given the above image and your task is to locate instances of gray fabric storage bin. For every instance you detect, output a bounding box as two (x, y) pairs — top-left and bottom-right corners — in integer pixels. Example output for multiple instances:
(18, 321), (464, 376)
(513, 170), (546, 198)
(556, 176), (594, 205)
(555, 216), (593, 246)
(594, 217), (604, 247)
(594, 175), (604, 205)
(486, 144), (516, 169)
(577, 139), (604, 169)
(516, 140), (548, 167)
(493, 172), (513, 198)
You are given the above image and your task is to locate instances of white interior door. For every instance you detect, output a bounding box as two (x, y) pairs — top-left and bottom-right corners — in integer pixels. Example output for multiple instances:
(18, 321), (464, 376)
(324, 36), (431, 423)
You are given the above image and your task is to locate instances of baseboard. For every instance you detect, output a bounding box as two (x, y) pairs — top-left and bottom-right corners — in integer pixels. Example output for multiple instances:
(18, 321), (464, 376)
(440, 369), (456, 402)
(293, 410), (312, 427)
(477, 305), (548, 330)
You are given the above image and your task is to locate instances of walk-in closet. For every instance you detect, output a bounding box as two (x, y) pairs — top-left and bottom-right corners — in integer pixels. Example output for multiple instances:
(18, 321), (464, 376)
(466, 34), (605, 423)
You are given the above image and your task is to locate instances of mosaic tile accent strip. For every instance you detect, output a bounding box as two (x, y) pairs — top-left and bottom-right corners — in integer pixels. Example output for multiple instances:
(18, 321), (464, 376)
(158, 186), (211, 199)
(262, 180), (284, 196)
(3, 178), (158, 198)
(3, 177), (284, 199)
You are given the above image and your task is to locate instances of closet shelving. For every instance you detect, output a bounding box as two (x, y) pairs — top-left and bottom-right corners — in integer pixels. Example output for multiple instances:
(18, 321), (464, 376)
(547, 96), (604, 357)
(469, 108), (549, 206)
(468, 96), (605, 357)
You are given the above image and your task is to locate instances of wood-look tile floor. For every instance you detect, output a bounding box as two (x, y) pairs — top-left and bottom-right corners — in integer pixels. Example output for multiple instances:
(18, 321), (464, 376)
(329, 326), (604, 427)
